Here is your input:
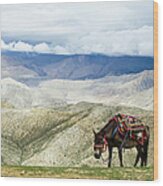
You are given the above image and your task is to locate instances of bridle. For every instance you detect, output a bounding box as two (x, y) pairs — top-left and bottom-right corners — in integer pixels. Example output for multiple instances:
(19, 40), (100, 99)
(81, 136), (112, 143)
(94, 135), (110, 163)
(94, 135), (108, 153)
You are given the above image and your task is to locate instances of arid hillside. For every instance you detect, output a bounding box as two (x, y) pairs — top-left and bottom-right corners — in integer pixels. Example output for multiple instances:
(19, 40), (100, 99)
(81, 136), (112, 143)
(2, 102), (154, 168)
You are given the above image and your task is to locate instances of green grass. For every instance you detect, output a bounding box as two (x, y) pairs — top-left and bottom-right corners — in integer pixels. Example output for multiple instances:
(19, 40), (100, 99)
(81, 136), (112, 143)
(1, 166), (153, 180)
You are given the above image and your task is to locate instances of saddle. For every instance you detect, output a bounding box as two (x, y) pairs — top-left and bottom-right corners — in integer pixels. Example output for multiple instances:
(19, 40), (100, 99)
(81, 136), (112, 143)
(115, 113), (147, 145)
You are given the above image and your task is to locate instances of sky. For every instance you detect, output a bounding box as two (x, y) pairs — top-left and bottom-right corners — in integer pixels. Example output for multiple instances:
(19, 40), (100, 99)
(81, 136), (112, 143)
(1, 1), (154, 56)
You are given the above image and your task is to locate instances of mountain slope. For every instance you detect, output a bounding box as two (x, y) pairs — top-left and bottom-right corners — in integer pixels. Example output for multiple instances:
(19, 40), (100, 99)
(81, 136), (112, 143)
(1, 77), (66, 108)
(35, 70), (154, 110)
(1, 70), (153, 110)
(1, 103), (154, 167)
(1, 78), (32, 108)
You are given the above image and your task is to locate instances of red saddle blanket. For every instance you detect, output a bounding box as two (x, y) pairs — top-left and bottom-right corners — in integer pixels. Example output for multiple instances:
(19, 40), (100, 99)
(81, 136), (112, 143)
(113, 114), (147, 145)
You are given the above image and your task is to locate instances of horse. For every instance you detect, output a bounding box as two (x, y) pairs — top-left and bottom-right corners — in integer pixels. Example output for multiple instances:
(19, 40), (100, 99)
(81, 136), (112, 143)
(93, 116), (150, 167)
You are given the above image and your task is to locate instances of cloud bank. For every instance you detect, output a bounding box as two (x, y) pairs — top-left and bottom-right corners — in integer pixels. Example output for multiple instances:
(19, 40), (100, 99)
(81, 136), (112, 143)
(1, 25), (153, 56)
(1, 2), (153, 56)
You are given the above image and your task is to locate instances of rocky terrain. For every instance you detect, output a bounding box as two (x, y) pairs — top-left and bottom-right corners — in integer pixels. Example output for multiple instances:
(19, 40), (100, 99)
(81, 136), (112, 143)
(1, 102), (154, 167)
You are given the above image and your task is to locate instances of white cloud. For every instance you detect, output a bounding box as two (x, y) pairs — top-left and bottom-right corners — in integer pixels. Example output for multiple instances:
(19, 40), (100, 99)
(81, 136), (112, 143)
(1, 40), (51, 54)
(52, 45), (70, 55)
(1, 2), (153, 37)
(14, 41), (33, 52)
(1, 40), (16, 50)
(33, 43), (51, 53)
(1, 26), (153, 56)
(1, 40), (8, 49)
(51, 25), (153, 56)
(1, 2), (153, 56)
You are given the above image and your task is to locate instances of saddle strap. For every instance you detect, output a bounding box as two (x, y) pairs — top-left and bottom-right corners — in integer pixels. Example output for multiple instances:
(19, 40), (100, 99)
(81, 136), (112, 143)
(111, 127), (118, 138)
(119, 131), (129, 150)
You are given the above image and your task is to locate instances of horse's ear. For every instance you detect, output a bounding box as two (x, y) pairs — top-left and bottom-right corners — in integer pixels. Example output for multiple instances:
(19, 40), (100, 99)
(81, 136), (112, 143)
(93, 129), (96, 135)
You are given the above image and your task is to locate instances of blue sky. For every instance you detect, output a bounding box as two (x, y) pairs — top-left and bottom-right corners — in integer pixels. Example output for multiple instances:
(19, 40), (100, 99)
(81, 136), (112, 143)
(1, 1), (154, 56)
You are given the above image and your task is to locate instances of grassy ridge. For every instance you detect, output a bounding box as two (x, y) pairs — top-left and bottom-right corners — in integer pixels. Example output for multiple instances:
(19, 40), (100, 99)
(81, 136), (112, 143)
(1, 166), (153, 180)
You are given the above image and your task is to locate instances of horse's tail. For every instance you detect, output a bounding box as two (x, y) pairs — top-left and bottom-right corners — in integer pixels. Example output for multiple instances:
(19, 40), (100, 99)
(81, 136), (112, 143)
(143, 126), (150, 166)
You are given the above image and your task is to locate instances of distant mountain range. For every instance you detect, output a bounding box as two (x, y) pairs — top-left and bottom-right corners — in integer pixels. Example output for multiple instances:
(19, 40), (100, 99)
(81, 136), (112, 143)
(2, 51), (153, 86)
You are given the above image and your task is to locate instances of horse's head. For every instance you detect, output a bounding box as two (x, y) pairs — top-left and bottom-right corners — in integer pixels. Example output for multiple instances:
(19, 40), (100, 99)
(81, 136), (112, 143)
(93, 130), (108, 159)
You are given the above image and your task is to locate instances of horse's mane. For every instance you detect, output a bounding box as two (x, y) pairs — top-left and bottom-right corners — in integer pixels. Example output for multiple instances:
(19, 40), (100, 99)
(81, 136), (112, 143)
(98, 117), (117, 136)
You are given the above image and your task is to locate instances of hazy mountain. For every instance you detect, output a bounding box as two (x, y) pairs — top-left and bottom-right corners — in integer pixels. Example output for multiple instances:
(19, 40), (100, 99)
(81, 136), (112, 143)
(36, 70), (154, 110)
(1, 78), (33, 108)
(1, 78), (66, 108)
(1, 70), (153, 110)
(2, 51), (154, 85)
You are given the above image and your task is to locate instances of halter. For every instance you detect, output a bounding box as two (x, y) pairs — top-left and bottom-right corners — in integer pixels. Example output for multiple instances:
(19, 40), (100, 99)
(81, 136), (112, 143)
(94, 135), (108, 152)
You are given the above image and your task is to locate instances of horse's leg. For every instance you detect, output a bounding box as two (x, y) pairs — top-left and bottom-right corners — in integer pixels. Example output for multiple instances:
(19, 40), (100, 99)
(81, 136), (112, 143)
(134, 153), (140, 167)
(144, 147), (148, 166)
(134, 147), (140, 167)
(141, 129), (149, 167)
(108, 146), (113, 168)
(118, 148), (124, 167)
(143, 139), (149, 166)
(134, 146), (145, 167)
(140, 147), (145, 167)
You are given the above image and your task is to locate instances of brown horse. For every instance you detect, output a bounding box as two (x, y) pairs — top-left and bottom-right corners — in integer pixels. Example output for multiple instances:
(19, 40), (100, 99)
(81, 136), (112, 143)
(93, 117), (150, 167)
